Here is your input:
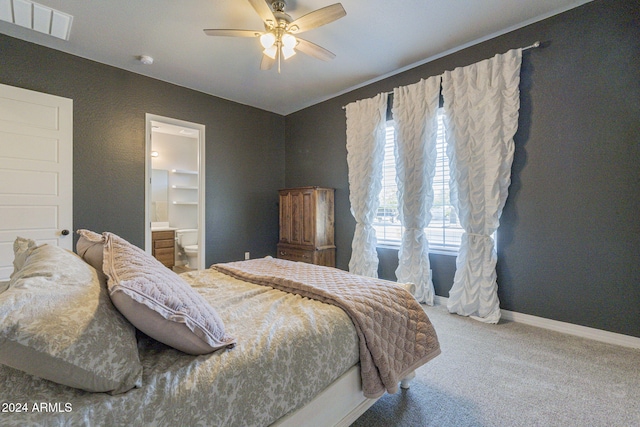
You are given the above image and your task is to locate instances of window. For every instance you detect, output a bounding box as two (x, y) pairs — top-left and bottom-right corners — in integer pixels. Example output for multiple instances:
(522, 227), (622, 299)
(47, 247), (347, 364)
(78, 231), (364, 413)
(373, 109), (464, 253)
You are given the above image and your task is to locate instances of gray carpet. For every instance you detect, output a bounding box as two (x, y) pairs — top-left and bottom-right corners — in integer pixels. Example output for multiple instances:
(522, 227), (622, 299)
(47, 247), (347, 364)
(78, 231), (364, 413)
(351, 304), (640, 427)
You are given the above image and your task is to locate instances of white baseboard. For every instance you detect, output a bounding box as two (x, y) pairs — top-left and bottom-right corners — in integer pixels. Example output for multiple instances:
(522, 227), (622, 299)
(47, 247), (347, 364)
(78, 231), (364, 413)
(432, 295), (640, 349)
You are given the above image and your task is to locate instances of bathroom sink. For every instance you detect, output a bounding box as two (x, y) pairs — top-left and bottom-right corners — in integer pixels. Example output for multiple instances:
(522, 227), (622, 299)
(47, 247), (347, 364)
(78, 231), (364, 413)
(151, 222), (175, 231)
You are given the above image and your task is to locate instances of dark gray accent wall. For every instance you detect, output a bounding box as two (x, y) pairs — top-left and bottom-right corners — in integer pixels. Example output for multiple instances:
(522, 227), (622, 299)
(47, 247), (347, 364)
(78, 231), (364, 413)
(284, 0), (640, 337)
(0, 34), (285, 265)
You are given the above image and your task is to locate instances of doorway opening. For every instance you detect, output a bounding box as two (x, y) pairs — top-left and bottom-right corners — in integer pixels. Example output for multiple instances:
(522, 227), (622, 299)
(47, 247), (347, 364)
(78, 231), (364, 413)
(145, 114), (206, 270)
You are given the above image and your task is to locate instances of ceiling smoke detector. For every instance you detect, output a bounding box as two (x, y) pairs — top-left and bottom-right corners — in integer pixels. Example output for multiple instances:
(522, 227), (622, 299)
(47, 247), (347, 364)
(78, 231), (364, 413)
(139, 55), (154, 65)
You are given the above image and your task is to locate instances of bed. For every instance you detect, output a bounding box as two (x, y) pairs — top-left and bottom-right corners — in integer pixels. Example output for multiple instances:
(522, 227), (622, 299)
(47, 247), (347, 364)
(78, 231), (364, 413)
(0, 231), (440, 426)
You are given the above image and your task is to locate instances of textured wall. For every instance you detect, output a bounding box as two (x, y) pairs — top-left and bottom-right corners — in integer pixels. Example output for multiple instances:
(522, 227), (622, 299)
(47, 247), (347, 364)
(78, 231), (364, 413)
(1, 0), (638, 337)
(0, 34), (285, 265)
(284, 0), (640, 337)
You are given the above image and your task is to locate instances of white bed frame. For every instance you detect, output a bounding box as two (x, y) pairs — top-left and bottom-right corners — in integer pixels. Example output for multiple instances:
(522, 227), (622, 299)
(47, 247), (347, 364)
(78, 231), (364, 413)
(273, 367), (416, 427)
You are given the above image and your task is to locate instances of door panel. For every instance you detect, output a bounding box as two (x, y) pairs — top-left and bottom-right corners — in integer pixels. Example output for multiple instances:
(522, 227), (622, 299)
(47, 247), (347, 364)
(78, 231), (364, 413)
(279, 191), (292, 243)
(0, 84), (72, 281)
(290, 191), (303, 244)
(301, 189), (314, 246)
(0, 169), (59, 195)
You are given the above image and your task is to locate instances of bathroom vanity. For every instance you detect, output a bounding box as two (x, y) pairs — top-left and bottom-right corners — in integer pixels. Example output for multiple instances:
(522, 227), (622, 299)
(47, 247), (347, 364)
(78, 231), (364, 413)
(151, 229), (175, 268)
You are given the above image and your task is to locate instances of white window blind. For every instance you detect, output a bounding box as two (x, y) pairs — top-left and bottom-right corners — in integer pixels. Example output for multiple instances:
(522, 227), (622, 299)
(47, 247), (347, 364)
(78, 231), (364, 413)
(373, 109), (464, 253)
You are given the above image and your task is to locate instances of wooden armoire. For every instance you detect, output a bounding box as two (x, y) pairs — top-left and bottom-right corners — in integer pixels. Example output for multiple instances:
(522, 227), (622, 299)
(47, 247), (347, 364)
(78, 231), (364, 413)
(277, 187), (335, 267)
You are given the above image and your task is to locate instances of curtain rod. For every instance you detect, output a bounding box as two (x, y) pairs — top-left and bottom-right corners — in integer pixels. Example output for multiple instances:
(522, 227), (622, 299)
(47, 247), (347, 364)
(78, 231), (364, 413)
(522, 41), (541, 51)
(341, 41), (541, 110)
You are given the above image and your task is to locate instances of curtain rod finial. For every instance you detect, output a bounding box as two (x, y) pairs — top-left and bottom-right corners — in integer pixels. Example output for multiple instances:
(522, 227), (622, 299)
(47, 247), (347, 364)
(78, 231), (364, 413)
(523, 41), (542, 51)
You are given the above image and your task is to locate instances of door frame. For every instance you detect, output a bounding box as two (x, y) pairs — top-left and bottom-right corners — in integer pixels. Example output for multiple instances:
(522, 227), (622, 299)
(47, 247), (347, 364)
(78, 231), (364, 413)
(144, 114), (206, 270)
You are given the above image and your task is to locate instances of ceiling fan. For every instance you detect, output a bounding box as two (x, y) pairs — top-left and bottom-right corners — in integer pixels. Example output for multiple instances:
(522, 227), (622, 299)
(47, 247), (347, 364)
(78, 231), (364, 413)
(204, 0), (346, 72)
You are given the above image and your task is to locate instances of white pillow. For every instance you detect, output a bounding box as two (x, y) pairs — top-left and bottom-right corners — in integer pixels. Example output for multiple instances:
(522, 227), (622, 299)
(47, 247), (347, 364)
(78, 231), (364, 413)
(0, 239), (142, 394)
(77, 229), (236, 355)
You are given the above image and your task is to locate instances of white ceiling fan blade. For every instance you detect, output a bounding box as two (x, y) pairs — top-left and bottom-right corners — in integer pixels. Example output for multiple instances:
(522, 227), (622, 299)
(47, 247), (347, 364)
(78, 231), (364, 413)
(295, 38), (336, 61)
(203, 29), (262, 37)
(248, 0), (277, 28)
(287, 3), (346, 34)
(260, 53), (276, 70)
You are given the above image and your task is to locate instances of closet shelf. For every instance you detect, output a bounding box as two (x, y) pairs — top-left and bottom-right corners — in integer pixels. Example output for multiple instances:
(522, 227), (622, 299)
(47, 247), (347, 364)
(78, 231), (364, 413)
(172, 185), (198, 190)
(172, 201), (198, 205)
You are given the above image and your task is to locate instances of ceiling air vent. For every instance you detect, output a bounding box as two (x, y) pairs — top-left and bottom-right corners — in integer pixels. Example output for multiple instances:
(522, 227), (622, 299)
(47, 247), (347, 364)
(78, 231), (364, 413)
(0, 0), (73, 40)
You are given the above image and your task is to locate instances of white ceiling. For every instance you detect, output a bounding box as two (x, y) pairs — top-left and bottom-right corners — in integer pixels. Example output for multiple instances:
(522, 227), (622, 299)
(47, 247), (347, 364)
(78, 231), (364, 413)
(0, 0), (591, 115)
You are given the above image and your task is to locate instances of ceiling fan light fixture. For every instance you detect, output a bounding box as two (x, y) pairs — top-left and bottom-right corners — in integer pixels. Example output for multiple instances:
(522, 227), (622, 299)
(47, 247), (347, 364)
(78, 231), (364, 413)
(281, 33), (297, 49)
(259, 32), (276, 49)
(263, 45), (278, 59)
(282, 45), (296, 60)
(203, 0), (347, 71)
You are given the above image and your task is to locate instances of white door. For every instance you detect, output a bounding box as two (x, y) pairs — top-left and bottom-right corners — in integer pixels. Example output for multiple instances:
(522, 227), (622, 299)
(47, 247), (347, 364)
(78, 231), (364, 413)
(0, 84), (73, 281)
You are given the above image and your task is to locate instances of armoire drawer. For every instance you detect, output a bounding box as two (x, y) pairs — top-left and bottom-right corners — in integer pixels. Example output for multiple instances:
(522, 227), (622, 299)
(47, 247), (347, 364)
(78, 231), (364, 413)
(277, 245), (314, 263)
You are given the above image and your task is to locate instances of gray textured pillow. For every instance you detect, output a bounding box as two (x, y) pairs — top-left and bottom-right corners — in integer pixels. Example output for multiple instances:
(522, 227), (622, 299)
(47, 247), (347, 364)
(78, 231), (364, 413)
(10, 236), (37, 277)
(77, 230), (236, 355)
(76, 229), (107, 282)
(0, 239), (142, 394)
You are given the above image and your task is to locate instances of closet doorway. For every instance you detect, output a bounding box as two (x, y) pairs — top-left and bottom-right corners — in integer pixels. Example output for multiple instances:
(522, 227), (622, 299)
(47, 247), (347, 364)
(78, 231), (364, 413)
(144, 114), (205, 270)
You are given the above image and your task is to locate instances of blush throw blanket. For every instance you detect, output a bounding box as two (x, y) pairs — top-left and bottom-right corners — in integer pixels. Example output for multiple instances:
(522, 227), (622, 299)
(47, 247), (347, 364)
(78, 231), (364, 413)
(212, 257), (441, 398)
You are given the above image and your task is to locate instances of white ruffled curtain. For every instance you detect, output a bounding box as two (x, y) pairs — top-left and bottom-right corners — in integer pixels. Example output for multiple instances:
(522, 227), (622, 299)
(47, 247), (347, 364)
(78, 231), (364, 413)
(345, 94), (388, 277)
(442, 49), (522, 323)
(392, 76), (441, 304)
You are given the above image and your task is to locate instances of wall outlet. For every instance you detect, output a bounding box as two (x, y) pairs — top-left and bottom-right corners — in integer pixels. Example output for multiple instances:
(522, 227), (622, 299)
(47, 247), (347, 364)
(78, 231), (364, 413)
(244, 252), (250, 260)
